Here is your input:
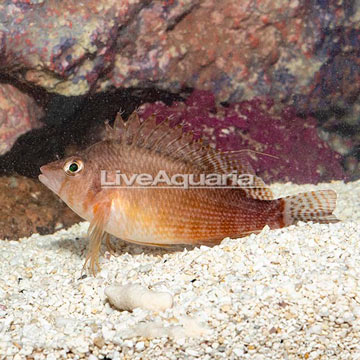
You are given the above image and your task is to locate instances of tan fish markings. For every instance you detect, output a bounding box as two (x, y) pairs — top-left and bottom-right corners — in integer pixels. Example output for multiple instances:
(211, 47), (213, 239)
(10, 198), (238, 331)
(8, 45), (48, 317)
(39, 112), (338, 275)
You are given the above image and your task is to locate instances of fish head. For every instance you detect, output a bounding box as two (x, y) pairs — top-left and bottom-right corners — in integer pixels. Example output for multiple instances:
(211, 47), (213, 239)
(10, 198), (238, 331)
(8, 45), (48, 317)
(39, 140), (121, 219)
(39, 152), (98, 215)
(39, 155), (84, 193)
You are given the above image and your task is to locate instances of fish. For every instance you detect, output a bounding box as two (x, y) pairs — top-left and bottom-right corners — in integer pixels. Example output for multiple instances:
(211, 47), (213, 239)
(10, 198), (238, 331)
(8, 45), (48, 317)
(38, 111), (338, 275)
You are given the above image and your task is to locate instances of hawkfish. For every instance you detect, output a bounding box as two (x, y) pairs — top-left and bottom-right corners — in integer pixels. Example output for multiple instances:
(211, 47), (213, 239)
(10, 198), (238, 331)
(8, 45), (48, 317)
(39, 111), (338, 275)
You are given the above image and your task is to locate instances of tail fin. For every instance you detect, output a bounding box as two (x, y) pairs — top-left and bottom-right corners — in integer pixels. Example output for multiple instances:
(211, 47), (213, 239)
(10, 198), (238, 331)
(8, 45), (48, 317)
(282, 189), (338, 226)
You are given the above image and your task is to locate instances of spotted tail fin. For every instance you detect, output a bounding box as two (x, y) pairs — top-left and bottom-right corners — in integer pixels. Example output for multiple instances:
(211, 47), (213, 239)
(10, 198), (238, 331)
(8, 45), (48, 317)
(282, 190), (338, 226)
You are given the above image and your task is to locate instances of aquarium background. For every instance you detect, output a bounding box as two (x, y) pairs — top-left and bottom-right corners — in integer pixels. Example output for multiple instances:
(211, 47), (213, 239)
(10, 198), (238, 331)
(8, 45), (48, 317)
(0, 0), (359, 239)
(2, 1), (360, 359)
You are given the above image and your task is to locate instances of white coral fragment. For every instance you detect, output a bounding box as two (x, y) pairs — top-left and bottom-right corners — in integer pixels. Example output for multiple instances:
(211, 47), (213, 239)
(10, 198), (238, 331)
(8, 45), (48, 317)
(105, 284), (173, 312)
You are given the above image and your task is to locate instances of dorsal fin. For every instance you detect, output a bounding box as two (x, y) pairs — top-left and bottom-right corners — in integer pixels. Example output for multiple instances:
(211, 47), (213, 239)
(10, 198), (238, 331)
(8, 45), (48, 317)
(105, 111), (126, 141)
(107, 111), (275, 200)
(125, 111), (142, 145)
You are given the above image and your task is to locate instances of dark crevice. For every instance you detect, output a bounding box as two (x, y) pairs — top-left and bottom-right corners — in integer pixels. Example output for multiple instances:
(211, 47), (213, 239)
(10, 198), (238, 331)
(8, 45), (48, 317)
(115, 0), (152, 38)
(0, 72), (51, 108)
(165, 2), (199, 32)
(0, 87), (186, 178)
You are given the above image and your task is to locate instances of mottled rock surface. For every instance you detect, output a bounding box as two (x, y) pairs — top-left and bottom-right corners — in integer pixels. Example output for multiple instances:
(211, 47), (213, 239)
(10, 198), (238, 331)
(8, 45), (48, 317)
(0, 175), (81, 240)
(0, 84), (44, 155)
(0, 0), (359, 114)
(140, 90), (345, 184)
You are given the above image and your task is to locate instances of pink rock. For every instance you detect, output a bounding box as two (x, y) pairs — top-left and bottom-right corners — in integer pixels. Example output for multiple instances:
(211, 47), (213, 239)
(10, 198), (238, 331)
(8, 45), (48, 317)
(0, 84), (44, 155)
(0, 0), (359, 114)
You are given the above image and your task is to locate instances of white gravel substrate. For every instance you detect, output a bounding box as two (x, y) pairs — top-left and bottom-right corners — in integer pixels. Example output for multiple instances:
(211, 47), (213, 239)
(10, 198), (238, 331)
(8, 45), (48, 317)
(1, 180), (360, 359)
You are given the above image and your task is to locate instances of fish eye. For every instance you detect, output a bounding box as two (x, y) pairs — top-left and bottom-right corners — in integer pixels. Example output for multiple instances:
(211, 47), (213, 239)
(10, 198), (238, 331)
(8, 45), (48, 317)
(64, 160), (84, 176)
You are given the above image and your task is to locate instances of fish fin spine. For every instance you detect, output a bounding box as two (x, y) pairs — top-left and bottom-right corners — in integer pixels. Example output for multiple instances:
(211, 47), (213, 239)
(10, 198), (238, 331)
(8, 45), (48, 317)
(108, 111), (275, 200)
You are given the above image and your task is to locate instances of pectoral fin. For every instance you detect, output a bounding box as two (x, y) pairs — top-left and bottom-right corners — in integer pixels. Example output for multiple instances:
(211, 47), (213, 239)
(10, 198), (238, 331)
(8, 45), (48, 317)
(83, 202), (111, 276)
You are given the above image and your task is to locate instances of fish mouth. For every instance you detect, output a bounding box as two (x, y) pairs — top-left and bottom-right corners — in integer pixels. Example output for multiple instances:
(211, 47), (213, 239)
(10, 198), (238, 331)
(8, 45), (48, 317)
(38, 166), (62, 195)
(38, 173), (49, 188)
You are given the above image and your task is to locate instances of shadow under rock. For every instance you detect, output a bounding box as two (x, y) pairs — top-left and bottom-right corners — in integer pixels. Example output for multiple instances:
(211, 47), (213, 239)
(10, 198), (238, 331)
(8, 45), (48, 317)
(0, 87), (186, 178)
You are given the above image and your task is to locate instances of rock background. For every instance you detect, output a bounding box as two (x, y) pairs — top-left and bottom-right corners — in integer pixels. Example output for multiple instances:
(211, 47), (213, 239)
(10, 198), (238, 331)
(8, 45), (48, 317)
(0, 83), (44, 155)
(140, 90), (346, 184)
(0, 0), (359, 114)
(0, 0), (359, 239)
(0, 175), (81, 240)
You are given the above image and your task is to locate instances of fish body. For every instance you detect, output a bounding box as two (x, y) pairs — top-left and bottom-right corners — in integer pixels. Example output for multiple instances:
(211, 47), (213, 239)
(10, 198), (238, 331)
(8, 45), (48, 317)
(39, 112), (338, 274)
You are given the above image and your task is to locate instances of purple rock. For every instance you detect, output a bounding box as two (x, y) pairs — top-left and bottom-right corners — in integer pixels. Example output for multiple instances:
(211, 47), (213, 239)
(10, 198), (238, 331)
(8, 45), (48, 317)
(139, 90), (345, 184)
